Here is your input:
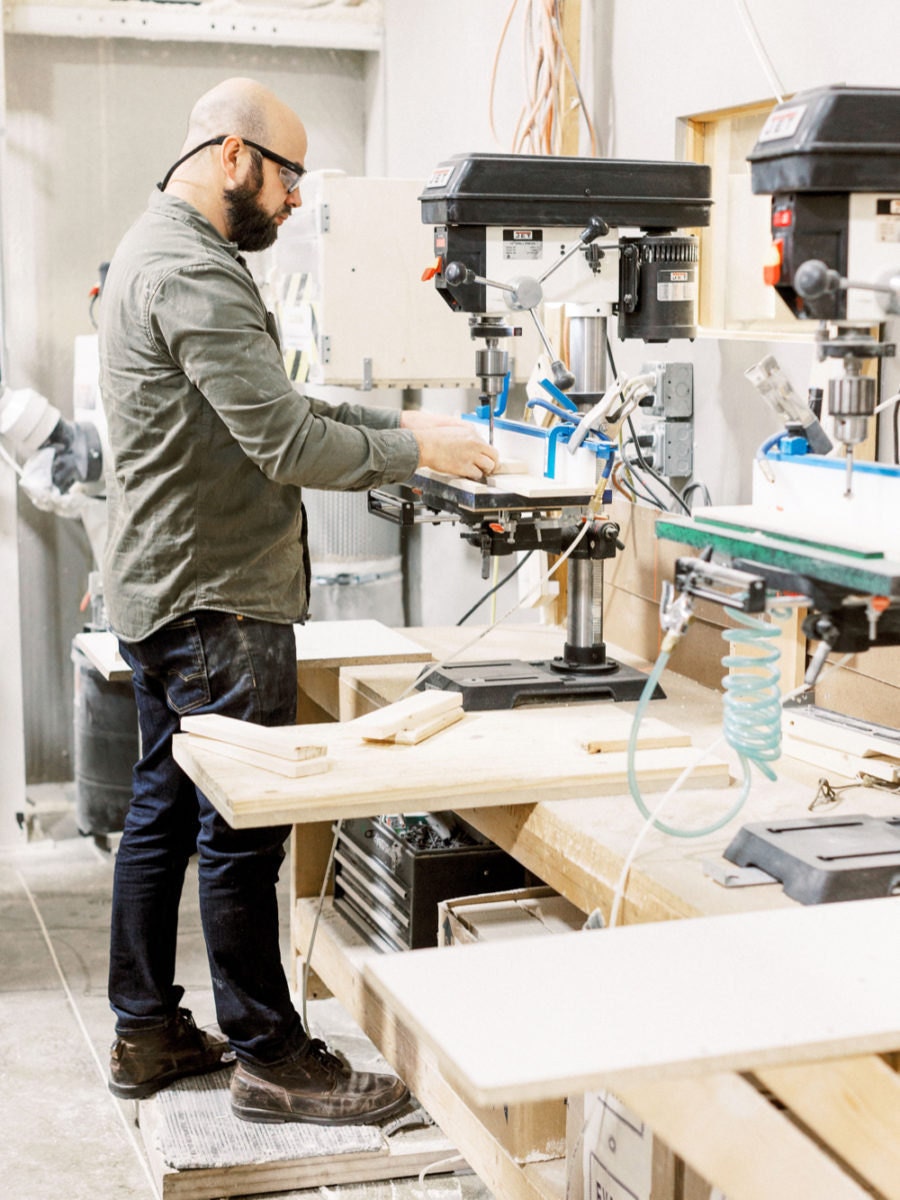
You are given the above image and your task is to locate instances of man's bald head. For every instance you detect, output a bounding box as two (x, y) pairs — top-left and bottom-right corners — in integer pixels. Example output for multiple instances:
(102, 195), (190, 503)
(182, 77), (298, 154)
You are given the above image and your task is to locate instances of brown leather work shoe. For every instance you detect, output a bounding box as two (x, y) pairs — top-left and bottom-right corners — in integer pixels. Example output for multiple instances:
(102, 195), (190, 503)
(109, 1008), (233, 1100)
(231, 1038), (410, 1125)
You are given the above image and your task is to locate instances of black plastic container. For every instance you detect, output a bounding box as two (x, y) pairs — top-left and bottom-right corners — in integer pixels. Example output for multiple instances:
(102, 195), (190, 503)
(333, 812), (527, 951)
(72, 641), (138, 836)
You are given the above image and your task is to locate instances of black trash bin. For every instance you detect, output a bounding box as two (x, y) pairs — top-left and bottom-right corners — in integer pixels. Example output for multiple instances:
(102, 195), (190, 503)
(72, 640), (138, 836)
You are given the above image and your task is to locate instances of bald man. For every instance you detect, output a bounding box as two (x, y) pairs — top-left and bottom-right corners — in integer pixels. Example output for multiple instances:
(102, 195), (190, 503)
(100, 78), (494, 1125)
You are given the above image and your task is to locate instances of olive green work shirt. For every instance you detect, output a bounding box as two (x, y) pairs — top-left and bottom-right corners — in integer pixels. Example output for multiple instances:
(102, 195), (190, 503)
(99, 191), (419, 642)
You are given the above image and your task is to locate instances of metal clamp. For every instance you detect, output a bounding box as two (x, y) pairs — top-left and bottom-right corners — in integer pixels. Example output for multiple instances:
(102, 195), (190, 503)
(673, 555), (768, 614)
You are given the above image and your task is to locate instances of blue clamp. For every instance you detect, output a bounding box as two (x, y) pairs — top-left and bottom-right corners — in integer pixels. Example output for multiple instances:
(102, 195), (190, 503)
(545, 427), (616, 478)
(778, 434), (809, 457)
(537, 377), (579, 410)
(527, 397), (581, 425)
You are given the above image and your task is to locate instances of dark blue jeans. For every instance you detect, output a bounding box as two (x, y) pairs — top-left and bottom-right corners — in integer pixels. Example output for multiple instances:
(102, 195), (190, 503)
(109, 610), (308, 1066)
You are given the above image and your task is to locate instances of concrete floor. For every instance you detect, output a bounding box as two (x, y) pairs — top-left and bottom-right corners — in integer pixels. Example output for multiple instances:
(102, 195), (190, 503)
(0, 816), (493, 1200)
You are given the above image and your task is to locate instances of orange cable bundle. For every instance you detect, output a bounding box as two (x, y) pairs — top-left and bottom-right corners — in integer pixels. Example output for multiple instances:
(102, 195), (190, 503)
(490, 0), (598, 157)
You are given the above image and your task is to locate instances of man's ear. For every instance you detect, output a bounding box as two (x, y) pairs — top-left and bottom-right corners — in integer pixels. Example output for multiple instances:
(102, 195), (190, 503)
(220, 135), (244, 186)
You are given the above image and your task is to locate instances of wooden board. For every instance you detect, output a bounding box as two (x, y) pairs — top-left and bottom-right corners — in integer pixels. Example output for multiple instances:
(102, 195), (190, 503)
(299, 900), (874, 1200)
(415, 466), (595, 502)
(782, 708), (900, 782)
(582, 719), (690, 754)
(615, 1072), (874, 1200)
(72, 630), (131, 681)
(181, 714), (328, 761)
(363, 896), (900, 1106)
(75, 620), (432, 683)
(179, 740), (332, 780)
(173, 708), (730, 828)
(353, 690), (463, 742)
(756, 1056), (900, 1200)
(782, 733), (900, 783)
(293, 619), (433, 668)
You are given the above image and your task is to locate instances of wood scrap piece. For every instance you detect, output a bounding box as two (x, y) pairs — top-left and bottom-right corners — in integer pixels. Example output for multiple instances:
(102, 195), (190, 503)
(583, 718), (691, 755)
(185, 737), (331, 780)
(181, 713), (328, 762)
(782, 735), (900, 784)
(354, 690), (463, 744)
(394, 707), (465, 744)
(783, 709), (900, 761)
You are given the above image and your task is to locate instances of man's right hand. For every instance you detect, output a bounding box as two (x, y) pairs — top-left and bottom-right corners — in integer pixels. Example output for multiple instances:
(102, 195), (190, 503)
(412, 425), (500, 481)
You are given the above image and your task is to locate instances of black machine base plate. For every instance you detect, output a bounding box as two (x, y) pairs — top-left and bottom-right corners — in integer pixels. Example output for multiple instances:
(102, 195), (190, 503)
(724, 814), (900, 905)
(417, 658), (663, 711)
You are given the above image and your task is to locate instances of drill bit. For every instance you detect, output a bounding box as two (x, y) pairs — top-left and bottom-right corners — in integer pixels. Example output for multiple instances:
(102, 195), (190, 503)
(843, 446), (854, 498)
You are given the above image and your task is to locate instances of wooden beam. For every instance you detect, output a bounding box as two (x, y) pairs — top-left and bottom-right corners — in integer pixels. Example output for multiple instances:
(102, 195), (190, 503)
(462, 800), (698, 925)
(757, 1056), (900, 1200)
(559, 0), (583, 155)
(617, 1072), (872, 1200)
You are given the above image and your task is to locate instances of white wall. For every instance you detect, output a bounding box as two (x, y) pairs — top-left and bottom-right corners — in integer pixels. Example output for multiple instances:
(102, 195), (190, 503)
(596, 0), (900, 508)
(597, 0), (900, 161)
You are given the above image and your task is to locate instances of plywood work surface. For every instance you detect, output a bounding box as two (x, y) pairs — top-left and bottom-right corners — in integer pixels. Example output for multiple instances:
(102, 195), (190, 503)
(364, 896), (900, 1107)
(172, 709), (730, 828)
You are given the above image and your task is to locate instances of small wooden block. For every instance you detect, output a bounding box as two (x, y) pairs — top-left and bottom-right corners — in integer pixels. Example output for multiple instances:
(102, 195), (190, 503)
(181, 714), (328, 762)
(354, 690), (463, 742)
(185, 736), (331, 779)
(394, 707), (465, 744)
(583, 722), (691, 755)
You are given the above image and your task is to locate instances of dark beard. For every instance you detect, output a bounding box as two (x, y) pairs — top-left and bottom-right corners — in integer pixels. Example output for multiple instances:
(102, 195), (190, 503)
(224, 163), (279, 252)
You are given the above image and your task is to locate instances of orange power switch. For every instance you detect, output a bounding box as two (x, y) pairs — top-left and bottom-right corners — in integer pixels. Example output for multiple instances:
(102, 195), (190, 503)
(421, 256), (443, 282)
(763, 241), (783, 287)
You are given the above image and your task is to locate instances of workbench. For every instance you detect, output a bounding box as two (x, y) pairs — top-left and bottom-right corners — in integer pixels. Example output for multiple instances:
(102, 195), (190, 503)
(173, 623), (900, 1200)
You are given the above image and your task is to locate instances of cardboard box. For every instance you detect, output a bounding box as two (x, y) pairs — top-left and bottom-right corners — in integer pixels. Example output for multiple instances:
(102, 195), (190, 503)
(569, 1091), (725, 1200)
(438, 885), (585, 947)
(437, 886), (585, 1164)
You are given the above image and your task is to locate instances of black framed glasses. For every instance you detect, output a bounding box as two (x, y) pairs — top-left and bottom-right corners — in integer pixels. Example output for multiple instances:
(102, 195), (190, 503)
(158, 135), (306, 193)
(241, 138), (306, 193)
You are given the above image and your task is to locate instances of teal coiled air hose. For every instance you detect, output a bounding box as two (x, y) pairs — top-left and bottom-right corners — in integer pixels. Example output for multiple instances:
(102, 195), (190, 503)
(626, 607), (783, 838)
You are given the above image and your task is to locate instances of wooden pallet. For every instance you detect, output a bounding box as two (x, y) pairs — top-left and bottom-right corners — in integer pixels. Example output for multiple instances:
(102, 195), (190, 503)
(139, 1104), (464, 1200)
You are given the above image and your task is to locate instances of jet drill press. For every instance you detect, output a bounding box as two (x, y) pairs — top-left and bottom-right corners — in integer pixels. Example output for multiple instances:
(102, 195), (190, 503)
(371, 152), (712, 709)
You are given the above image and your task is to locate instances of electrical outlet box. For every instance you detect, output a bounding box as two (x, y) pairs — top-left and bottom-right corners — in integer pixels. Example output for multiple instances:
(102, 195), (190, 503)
(642, 361), (694, 418)
(650, 417), (694, 477)
(641, 361), (694, 476)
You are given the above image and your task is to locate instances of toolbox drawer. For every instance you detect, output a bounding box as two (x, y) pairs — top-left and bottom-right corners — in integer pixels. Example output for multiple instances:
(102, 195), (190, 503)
(333, 812), (527, 950)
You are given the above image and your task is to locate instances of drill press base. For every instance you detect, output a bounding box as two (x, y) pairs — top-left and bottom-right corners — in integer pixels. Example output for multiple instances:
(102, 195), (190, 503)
(417, 658), (664, 711)
(724, 814), (900, 905)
